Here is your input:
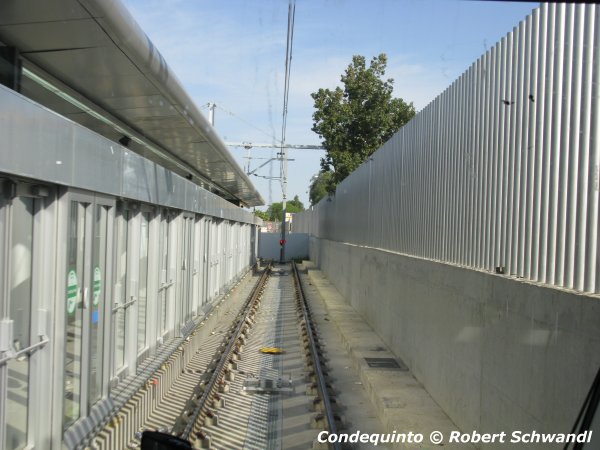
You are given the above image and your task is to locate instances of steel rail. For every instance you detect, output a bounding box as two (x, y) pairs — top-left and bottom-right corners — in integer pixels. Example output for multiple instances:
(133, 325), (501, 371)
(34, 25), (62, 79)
(291, 262), (341, 450)
(181, 264), (272, 440)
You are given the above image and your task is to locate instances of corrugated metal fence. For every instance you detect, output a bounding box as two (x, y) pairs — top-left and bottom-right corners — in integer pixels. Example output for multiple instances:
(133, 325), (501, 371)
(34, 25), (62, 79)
(295, 3), (600, 295)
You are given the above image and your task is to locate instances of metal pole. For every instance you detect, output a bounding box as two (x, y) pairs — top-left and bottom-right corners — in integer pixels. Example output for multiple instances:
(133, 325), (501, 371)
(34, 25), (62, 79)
(280, 150), (288, 263)
(279, 0), (295, 263)
(208, 102), (216, 126)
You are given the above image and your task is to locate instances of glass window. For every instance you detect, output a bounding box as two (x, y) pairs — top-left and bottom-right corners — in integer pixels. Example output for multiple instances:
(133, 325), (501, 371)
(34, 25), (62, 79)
(6, 197), (34, 450)
(137, 212), (150, 354)
(64, 201), (86, 429)
(182, 218), (193, 323)
(89, 205), (108, 408)
(159, 218), (169, 336)
(203, 220), (210, 305)
(114, 210), (129, 374)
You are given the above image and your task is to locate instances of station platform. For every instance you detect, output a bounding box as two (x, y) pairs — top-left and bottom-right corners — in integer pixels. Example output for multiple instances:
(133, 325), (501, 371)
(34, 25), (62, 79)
(300, 261), (470, 449)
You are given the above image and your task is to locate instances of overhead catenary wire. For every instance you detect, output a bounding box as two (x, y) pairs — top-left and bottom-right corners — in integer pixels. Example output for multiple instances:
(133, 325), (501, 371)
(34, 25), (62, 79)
(280, 0), (295, 154)
(280, 0), (296, 262)
(209, 102), (281, 204)
(203, 3), (297, 214)
(215, 103), (282, 145)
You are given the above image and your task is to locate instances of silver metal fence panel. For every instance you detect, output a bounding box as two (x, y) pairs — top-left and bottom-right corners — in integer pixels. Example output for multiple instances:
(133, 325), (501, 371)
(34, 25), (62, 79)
(294, 4), (599, 295)
(588, 5), (599, 293)
(535, 7), (546, 278)
(122, 152), (157, 204)
(538, 3), (553, 283)
(185, 182), (198, 213)
(503, 25), (525, 274)
(516, 16), (530, 279)
(565, 5), (582, 289)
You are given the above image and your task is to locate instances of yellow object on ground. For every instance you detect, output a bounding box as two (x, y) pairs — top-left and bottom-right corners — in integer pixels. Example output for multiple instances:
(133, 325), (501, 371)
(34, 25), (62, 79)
(259, 347), (284, 354)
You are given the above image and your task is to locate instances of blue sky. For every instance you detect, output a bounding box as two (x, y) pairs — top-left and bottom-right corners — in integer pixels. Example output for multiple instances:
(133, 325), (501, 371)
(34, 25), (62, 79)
(121, 0), (539, 209)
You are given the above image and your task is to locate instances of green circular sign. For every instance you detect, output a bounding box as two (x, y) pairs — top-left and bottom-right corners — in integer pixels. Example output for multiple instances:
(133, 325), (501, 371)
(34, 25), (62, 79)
(67, 270), (78, 314)
(93, 266), (102, 305)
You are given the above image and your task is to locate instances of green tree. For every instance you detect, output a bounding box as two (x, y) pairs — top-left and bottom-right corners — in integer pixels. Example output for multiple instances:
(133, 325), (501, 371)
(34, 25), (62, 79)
(253, 209), (270, 221)
(311, 54), (416, 189)
(309, 171), (333, 206)
(266, 195), (305, 222)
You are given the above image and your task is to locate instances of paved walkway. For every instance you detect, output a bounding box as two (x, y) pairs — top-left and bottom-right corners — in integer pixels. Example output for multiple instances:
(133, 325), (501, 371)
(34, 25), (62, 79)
(301, 262), (470, 449)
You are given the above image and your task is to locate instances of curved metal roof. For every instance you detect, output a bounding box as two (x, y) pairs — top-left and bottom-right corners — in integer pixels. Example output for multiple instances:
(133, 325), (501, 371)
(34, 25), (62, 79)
(0, 0), (264, 207)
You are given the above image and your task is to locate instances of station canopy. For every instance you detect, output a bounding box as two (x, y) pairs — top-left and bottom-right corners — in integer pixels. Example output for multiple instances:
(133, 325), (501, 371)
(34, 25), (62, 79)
(0, 0), (264, 207)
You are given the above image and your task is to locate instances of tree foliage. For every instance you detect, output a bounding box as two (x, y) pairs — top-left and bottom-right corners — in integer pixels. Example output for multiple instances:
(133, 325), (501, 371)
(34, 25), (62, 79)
(253, 209), (270, 221)
(255, 195), (305, 222)
(311, 54), (416, 189)
(309, 171), (333, 206)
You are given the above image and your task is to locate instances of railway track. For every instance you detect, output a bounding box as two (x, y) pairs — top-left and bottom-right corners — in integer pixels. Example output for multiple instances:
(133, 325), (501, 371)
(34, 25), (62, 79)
(91, 262), (342, 450)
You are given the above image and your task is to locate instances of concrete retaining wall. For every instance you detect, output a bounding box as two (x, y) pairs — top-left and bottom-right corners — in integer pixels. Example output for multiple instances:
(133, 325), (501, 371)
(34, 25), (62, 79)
(309, 237), (600, 444)
(259, 232), (309, 261)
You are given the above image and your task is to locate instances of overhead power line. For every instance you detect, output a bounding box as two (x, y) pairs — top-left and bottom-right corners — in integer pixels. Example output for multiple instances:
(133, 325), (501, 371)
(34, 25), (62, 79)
(280, 0), (296, 262)
(215, 103), (281, 144)
(226, 142), (324, 150)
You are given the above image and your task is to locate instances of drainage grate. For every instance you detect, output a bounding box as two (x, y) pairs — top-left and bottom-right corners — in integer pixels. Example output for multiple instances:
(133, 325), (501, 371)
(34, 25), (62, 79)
(365, 357), (408, 370)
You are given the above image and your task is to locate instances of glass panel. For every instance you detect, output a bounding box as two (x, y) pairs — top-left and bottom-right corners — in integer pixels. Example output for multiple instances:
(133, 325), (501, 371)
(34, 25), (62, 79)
(6, 197), (34, 450)
(156, 220), (163, 340)
(160, 218), (169, 335)
(193, 219), (200, 316)
(89, 205), (108, 408)
(186, 220), (194, 322)
(204, 221), (210, 305)
(137, 213), (150, 353)
(64, 201), (86, 429)
(182, 219), (190, 324)
(114, 211), (128, 373)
